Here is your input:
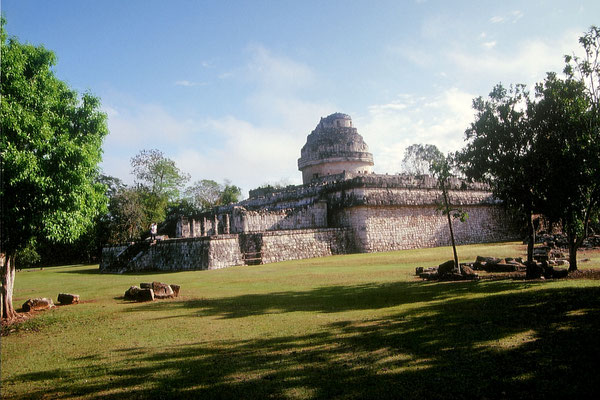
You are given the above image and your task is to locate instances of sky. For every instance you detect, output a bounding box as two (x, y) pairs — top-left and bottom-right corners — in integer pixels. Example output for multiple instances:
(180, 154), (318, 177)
(3, 0), (599, 196)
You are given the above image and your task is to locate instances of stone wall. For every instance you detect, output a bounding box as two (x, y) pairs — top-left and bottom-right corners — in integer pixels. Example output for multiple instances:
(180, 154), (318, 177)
(100, 228), (355, 273)
(104, 173), (521, 273)
(261, 228), (354, 264)
(333, 205), (519, 252)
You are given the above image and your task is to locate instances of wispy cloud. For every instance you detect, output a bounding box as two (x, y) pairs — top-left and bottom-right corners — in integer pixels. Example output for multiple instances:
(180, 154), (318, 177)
(482, 41), (497, 49)
(490, 10), (523, 24)
(448, 30), (581, 85)
(103, 45), (333, 194)
(174, 80), (206, 87)
(359, 88), (476, 174)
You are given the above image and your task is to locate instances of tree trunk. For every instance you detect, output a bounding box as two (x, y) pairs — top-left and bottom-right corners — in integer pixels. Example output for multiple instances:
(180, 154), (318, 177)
(1, 252), (17, 320)
(567, 234), (578, 272)
(442, 187), (460, 273)
(526, 212), (535, 264)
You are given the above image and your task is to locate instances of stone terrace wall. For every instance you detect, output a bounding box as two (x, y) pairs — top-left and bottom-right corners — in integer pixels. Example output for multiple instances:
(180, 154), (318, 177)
(261, 228), (354, 264)
(234, 201), (327, 233)
(334, 205), (519, 253)
(100, 236), (241, 273)
(101, 228), (355, 273)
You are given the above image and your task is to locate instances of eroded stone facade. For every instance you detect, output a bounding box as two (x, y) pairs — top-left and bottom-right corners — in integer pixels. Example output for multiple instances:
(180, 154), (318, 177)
(100, 113), (520, 273)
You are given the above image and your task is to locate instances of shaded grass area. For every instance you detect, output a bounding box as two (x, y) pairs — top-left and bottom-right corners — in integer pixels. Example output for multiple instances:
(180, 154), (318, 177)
(2, 243), (600, 399)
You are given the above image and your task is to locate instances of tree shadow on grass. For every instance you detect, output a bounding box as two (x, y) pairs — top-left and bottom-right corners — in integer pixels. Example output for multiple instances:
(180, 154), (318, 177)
(127, 279), (543, 319)
(6, 282), (600, 399)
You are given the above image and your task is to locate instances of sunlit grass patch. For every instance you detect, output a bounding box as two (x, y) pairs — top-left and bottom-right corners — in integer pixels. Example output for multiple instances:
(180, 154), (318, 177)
(2, 242), (600, 399)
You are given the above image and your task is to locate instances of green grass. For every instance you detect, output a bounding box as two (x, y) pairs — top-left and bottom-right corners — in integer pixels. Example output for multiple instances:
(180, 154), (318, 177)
(2, 242), (600, 399)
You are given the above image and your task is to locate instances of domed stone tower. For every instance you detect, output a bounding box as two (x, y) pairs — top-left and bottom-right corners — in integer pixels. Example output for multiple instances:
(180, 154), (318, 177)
(298, 113), (374, 184)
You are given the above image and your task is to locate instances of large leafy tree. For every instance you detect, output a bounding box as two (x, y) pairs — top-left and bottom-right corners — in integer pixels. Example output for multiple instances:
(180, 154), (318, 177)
(1, 21), (108, 319)
(130, 149), (190, 225)
(458, 84), (540, 263)
(402, 143), (445, 175)
(460, 26), (600, 271)
(185, 179), (222, 211)
(530, 28), (600, 271)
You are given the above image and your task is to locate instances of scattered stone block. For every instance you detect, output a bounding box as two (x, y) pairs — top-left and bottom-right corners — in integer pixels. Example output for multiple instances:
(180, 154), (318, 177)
(124, 286), (140, 300)
(552, 268), (568, 279)
(140, 282), (152, 289)
(124, 286), (155, 302)
(170, 284), (180, 297)
(151, 282), (174, 299)
(438, 260), (455, 276)
(420, 271), (439, 280)
(526, 261), (543, 279)
(57, 293), (80, 305)
(460, 264), (478, 278)
(137, 288), (155, 302)
(415, 267), (424, 275)
(22, 298), (55, 312)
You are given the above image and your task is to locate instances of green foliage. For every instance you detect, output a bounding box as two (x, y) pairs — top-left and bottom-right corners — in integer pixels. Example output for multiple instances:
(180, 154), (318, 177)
(460, 26), (600, 268)
(0, 19), (108, 255)
(219, 180), (242, 205)
(428, 150), (467, 271)
(185, 179), (222, 210)
(185, 179), (242, 210)
(402, 143), (444, 175)
(131, 149), (190, 201)
(130, 149), (190, 228)
(14, 239), (40, 269)
(106, 187), (149, 243)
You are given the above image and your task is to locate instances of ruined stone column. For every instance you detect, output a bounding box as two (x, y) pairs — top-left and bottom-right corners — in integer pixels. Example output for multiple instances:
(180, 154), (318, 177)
(214, 215), (219, 235)
(190, 219), (196, 238)
(224, 214), (230, 234)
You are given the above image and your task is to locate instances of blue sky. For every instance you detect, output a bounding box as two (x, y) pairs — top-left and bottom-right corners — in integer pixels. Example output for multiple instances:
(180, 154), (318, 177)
(3, 0), (599, 195)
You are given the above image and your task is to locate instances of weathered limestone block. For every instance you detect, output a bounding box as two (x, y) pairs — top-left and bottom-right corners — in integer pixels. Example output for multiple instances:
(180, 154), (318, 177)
(438, 260), (456, 276)
(57, 293), (80, 305)
(22, 297), (55, 312)
(151, 281), (174, 299)
(124, 286), (155, 302)
(170, 284), (180, 297)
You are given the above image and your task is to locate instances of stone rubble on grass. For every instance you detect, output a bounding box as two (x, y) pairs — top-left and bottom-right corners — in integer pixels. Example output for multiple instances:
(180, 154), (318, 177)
(416, 252), (571, 281)
(57, 293), (80, 305)
(416, 260), (479, 281)
(22, 298), (55, 312)
(124, 282), (180, 302)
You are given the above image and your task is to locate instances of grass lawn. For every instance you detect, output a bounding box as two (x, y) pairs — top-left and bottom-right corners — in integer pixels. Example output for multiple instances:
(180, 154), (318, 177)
(2, 242), (600, 399)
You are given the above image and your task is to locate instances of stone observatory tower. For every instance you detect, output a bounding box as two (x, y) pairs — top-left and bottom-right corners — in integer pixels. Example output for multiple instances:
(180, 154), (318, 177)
(298, 113), (374, 184)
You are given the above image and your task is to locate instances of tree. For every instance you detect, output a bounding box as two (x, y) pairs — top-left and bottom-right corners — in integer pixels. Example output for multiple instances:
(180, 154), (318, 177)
(219, 180), (242, 205)
(459, 84), (540, 263)
(406, 144), (467, 272)
(185, 179), (242, 210)
(429, 151), (468, 273)
(185, 179), (222, 211)
(402, 143), (446, 175)
(460, 26), (600, 271)
(1, 20), (108, 319)
(106, 187), (148, 243)
(131, 149), (190, 224)
(530, 77), (599, 271)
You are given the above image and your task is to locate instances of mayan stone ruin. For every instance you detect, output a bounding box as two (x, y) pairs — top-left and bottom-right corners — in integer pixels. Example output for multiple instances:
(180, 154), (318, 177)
(101, 113), (520, 273)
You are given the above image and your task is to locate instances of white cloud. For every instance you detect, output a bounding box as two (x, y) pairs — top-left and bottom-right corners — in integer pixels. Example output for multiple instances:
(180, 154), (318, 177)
(482, 41), (497, 49)
(359, 88), (476, 174)
(448, 30), (581, 85)
(174, 80), (206, 87)
(102, 45), (333, 195)
(245, 44), (316, 93)
(490, 10), (523, 24)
